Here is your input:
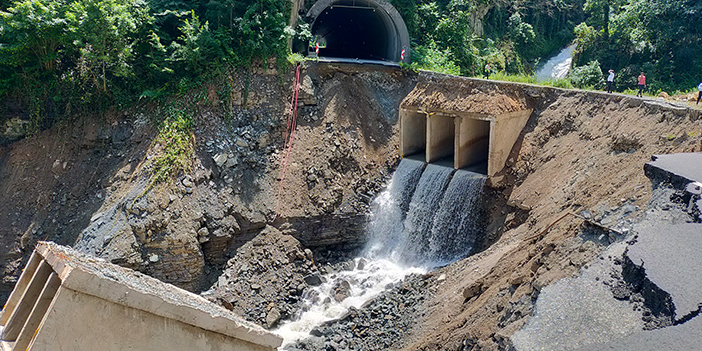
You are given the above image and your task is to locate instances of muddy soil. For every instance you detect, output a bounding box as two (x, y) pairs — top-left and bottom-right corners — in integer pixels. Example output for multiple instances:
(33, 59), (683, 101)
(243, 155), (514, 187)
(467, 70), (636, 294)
(0, 63), (416, 306)
(400, 84), (702, 350)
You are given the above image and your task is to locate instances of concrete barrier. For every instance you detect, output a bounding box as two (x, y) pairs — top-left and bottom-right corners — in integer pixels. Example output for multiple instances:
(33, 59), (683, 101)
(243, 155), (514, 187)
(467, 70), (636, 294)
(400, 73), (532, 176)
(0, 242), (282, 351)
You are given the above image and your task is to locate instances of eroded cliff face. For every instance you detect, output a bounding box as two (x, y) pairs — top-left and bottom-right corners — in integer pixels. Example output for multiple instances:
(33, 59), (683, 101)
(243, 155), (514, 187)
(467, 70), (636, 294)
(0, 63), (417, 301)
(400, 88), (702, 351)
(2, 66), (701, 350)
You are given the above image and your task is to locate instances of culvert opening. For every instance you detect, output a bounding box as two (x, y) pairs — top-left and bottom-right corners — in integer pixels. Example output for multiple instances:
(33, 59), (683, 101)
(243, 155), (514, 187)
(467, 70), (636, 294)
(306, 0), (410, 63)
(401, 110), (492, 175)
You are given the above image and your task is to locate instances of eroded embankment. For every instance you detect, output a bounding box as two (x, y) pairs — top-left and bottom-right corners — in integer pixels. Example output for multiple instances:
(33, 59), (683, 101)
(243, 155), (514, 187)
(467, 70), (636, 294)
(397, 76), (702, 351)
(1, 66), (701, 349)
(0, 62), (417, 328)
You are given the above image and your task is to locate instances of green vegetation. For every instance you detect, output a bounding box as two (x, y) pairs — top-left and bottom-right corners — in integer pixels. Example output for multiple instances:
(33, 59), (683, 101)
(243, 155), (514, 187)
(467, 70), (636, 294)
(396, 0), (585, 76)
(148, 105), (194, 184)
(396, 0), (700, 94)
(0, 0), (292, 131)
(1, 0), (701, 136)
(568, 59), (604, 89)
(573, 0), (702, 92)
(487, 72), (573, 88)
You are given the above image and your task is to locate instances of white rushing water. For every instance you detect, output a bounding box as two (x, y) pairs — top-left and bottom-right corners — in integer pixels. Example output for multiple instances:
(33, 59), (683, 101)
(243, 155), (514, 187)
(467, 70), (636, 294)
(535, 44), (576, 81)
(275, 159), (485, 347)
(274, 258), (426, 345)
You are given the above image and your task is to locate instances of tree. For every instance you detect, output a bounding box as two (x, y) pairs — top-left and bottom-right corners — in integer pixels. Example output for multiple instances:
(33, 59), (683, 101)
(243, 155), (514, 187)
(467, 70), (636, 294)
(1, 0), (152, 94)
(69, 0), (152, 92)
(0, 0), (70, 71)
(583, 0), (624, 41)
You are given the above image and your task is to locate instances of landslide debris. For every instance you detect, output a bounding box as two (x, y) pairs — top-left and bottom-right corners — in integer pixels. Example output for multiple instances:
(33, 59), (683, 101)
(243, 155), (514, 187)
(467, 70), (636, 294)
(0, 62), (416, 320)
(2, 65), (702, 351)
(204, 225), (318, 328)
(287, 273), (432, 351)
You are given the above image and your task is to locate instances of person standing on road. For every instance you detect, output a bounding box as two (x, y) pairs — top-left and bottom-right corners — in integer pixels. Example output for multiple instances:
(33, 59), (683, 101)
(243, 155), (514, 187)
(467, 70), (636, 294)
(697, 81), (702, 105)
(607, 69), (615, 93)
(637, 72), (646, 97)
(483, 63), (492, 79)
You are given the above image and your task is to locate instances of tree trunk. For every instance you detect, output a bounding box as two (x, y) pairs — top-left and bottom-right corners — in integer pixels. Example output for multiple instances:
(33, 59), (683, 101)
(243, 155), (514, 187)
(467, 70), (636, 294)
(603, 0), (610, 41)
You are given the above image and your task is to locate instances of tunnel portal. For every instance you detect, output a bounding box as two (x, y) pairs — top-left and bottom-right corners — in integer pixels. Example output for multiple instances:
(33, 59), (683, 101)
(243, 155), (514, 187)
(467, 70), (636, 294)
(306, 0), (410, 64)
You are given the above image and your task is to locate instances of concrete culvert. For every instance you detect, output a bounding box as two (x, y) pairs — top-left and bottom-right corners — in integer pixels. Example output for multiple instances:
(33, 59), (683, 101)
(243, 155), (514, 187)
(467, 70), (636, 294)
(306, 0), (410, 63)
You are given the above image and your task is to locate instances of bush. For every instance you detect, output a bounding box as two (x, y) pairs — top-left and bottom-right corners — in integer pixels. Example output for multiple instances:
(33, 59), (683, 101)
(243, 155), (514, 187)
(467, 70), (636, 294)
(149, 105), (194, 185)
(411, 40), (461, 75)
(568, 60), (604, 89)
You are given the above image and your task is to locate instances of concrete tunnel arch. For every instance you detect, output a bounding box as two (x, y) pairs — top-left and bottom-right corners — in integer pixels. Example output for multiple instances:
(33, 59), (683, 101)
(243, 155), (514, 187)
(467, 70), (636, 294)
(306, 0), (411, 63)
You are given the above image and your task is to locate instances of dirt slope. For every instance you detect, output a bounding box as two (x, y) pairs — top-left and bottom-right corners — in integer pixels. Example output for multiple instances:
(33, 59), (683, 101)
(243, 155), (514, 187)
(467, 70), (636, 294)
(403, 89), (702, 350)
(0, 63), (416, 307)
(2, 64), (701, 350)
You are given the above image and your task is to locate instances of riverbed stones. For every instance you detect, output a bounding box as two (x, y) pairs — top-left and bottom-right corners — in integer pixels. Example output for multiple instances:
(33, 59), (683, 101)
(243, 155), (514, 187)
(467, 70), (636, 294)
(205, 225), (318, 328)
(288, 273), (430, 351)
(213, 153), (228, 167)
(304, 273), (323, 286)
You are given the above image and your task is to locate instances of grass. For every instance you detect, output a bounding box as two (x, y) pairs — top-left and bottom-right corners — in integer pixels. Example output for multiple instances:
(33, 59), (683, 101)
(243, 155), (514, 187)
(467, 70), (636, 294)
(488, 72), (537, 84)
(149, 106), (195, 185)
(484, 72), (573, 89)
(621, 88), (660, 97)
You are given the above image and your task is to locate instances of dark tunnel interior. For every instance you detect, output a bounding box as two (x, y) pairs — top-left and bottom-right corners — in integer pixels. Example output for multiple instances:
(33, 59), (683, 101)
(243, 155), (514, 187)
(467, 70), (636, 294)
(312, 5), (394, 61)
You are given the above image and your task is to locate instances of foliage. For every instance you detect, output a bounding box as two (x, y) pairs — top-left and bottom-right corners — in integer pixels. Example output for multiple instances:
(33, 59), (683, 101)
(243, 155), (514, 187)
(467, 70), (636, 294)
(2, 0), (701, 137)
(411, 40), (461, 75)
(574, 0), (702, 92)
(547, 78), (574, 89)
(0, 0), (292, 132)
(507, 12), (536, 51)
(148, 105), (194, 185)
(286, 52), (305, 65)
(489, 72), (537, 84)
(568, 60), (604, 88)
(402, 0), (585, 77)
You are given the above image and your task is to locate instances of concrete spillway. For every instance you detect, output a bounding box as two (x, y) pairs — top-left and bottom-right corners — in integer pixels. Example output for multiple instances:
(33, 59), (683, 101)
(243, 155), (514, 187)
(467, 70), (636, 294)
(400, 73), (533, 176)
(401, 109), (532, 175)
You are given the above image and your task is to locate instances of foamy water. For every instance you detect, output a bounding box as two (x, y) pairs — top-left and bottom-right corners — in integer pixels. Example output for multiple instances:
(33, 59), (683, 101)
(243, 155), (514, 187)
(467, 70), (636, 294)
(274, 159), (484, 348)
(535, 44), (576, 81)
(274, 258), (425, 346)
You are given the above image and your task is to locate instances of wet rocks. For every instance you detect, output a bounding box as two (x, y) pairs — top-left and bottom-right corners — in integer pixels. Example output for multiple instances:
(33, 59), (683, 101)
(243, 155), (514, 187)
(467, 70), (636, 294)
(332, 280), (351, 302)
(205, 225), (318, 328)
(304, 273), (323, 287)
(286, 274), (430, 351)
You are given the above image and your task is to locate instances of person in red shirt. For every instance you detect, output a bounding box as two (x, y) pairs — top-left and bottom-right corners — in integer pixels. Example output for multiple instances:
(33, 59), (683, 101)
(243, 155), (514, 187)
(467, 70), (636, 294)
(637, 72), (646, 97)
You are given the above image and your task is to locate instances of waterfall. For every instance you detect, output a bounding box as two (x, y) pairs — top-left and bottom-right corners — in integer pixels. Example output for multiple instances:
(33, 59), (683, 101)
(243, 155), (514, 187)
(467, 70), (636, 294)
(535, 44), (576, 81)
(364, 158), (425, 260)
(426, 170), (486, 266)
(366, 162), (486, 268)
(394, 164), (455, 265)
(276, 159), (486, 346)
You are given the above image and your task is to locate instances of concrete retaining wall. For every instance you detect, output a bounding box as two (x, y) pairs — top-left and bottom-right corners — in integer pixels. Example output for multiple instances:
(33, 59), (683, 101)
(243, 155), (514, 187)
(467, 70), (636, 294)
(0, 242), (282, 351)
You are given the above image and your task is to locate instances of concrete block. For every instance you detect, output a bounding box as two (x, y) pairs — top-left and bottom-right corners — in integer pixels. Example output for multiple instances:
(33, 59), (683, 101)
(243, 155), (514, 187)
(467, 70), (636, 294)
(0, 242), (282, 351)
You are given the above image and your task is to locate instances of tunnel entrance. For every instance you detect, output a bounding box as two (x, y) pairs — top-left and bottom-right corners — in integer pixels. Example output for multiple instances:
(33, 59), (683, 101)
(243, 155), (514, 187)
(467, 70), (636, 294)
(306, 0), (410, 64)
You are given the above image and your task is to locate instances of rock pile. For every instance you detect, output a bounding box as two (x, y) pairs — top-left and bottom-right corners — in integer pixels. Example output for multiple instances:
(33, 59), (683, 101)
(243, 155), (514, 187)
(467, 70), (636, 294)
(204, 226), (318, 328)
(286, 274), (431, 351)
